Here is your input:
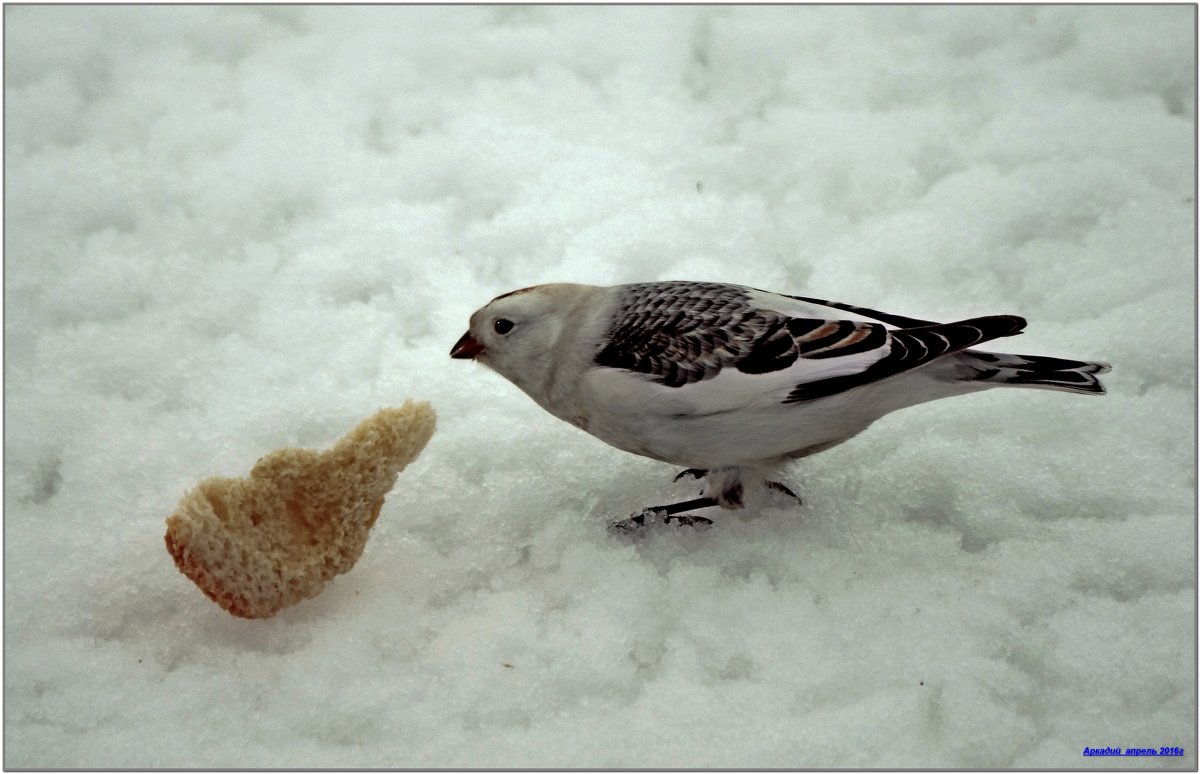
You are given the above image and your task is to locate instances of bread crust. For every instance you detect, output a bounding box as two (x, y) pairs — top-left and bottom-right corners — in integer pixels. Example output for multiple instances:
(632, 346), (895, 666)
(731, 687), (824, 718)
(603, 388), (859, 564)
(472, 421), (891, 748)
(165, 401), (436, 618)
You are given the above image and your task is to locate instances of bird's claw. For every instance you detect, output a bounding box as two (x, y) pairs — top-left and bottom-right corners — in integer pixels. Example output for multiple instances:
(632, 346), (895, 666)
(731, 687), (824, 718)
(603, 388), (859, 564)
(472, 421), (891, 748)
(765, 480), (802, 504)
(663, 512), (714, 528)
(608, 512), (647, 535)
(608, 509), (715, 534)
(673, 468), (707, 482)
(609, 496), (720, 534)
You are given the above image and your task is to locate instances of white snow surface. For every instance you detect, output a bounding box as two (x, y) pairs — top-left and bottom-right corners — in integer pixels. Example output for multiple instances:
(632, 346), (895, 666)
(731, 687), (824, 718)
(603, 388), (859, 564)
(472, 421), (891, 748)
(4, 5), (1195, 769)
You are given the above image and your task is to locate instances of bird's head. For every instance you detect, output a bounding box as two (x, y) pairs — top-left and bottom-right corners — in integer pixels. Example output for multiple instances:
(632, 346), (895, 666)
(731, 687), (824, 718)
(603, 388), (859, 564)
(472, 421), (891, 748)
(450, 283), (596, 392)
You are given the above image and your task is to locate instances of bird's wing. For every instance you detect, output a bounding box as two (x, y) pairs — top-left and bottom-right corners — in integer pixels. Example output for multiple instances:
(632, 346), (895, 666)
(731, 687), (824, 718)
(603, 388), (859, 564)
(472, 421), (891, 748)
(749, 288), (940, 328)
(591, 282), (1025, 414)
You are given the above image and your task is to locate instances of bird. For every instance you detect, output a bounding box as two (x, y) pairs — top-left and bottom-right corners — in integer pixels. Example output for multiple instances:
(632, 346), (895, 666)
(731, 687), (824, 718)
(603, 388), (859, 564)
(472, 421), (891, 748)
(450, 281), (1110, 531)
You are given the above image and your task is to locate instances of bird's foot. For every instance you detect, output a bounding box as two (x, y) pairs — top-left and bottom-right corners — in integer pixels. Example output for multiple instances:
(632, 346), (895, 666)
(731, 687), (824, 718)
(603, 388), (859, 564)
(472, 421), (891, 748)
(765, 480), (802, 504)
(663, 511), (715, 528)
(673, 468), (796, 507)
(607, 513), (646, 534)
(608, 496), (718, 534)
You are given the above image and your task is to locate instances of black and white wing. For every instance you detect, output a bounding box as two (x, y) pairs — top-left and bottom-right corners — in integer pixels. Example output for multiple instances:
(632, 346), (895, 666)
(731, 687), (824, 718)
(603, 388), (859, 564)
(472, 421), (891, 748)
(592, 281), (1025, 411)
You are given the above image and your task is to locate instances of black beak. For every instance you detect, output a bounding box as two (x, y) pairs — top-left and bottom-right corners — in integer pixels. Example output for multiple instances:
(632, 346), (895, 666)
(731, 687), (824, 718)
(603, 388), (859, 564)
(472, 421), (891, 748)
(450, 331), (484, 359)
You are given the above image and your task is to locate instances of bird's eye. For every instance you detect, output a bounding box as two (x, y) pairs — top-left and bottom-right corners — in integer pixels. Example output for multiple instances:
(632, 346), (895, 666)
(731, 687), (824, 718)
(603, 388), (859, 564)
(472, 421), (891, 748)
(494, 318), (515, 335)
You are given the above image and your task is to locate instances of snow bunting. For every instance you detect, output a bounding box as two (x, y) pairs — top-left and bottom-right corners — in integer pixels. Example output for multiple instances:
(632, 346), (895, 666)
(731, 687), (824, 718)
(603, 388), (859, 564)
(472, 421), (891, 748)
(451, 282), (1109, 530)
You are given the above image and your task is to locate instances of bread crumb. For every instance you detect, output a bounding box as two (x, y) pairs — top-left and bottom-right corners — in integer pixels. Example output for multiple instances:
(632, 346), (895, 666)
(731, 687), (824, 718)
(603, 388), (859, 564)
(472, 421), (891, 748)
(165, 401), (436, 619)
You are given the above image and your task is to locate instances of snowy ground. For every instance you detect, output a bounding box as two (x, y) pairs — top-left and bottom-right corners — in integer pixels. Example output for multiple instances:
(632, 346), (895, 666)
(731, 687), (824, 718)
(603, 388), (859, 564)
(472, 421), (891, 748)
(4, 5), (1195, 769)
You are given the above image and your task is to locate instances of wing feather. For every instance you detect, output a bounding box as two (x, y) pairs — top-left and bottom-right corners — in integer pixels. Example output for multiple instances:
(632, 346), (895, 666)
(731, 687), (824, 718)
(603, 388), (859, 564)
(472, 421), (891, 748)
(785, 315), (1027, 402)
(769, 291), (940, 327)
(590, 282), (1025, 416)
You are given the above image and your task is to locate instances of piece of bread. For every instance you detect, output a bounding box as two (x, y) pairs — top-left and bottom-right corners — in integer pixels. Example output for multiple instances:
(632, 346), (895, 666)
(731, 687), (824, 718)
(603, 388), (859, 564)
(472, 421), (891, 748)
(165, 401), (436, 619)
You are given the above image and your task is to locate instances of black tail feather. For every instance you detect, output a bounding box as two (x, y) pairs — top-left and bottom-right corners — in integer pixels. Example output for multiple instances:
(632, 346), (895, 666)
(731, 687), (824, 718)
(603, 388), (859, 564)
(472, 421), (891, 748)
(963, 351), (1110, 395)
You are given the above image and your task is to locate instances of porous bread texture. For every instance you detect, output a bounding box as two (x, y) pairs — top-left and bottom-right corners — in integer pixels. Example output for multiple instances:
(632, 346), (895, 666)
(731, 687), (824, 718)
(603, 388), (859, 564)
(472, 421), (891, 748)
(165, 401), (436, 619)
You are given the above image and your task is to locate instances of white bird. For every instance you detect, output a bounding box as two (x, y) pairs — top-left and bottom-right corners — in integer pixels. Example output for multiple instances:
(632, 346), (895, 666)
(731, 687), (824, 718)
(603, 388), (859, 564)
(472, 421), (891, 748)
(450, 281), (1110, 530)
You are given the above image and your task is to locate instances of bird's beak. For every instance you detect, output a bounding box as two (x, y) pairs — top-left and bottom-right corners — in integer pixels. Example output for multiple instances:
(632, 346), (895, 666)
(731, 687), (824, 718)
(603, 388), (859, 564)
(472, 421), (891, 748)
(450, 331), (484, 360)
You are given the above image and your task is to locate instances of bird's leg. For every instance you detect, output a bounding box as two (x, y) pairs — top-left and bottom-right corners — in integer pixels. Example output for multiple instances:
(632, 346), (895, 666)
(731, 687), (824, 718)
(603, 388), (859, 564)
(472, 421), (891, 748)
(656, 496), (719, 526)
(675, 470), (793, 506)
(609, 496), (719, 534)
(765, 480), (802, 504)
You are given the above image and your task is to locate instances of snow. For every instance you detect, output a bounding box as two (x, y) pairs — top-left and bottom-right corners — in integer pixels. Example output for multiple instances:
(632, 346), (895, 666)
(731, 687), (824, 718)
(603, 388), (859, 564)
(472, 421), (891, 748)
(3, 5), (1194, 768)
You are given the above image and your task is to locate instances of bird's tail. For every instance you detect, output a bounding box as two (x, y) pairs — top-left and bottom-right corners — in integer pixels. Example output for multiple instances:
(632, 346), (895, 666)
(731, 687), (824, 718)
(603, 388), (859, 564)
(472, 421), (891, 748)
(960, 351), (1111, 395)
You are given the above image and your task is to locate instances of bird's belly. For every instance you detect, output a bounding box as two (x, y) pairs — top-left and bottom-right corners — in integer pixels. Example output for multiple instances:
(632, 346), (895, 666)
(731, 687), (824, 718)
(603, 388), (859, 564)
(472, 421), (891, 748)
(570, 367), (937, 468)
(580, 401), (867, 468)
